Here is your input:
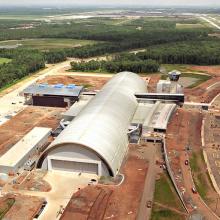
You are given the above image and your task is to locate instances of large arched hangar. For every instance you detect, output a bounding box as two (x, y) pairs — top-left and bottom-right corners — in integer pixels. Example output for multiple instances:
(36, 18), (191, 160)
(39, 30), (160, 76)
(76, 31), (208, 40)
(38, 72), (147, 176)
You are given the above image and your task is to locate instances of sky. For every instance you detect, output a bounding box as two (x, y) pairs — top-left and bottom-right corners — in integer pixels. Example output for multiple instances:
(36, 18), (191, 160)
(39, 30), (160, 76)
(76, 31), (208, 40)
(1, 0), (220, 7)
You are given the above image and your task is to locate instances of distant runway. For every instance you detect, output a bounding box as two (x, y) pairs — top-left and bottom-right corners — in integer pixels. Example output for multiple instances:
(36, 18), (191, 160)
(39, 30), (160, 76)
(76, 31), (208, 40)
(199, 16), (220, 30)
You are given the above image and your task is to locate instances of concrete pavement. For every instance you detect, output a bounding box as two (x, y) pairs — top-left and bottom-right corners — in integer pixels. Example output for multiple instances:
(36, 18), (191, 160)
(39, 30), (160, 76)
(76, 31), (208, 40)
(137, 144), (157, 220)
(3, 170), (97, 220)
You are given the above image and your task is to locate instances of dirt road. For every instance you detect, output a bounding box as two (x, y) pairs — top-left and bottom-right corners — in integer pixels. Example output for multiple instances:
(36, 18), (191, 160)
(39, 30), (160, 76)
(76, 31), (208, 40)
(166, 109), (220, 219)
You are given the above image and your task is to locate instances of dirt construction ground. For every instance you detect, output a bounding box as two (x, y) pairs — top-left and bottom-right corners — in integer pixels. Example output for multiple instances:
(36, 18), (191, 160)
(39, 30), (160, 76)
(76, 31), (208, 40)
(203, 110), (220, 211)
(11, 170), (51, 192)
(185, 66), (220, 103)
(3, 194), (44, 220)
(38, 75), (109, 91)
(0, 106), (64, 156)
(166, 108), (219, 219)
(38, 73), (150, 92)
(61, 144), (149, 220)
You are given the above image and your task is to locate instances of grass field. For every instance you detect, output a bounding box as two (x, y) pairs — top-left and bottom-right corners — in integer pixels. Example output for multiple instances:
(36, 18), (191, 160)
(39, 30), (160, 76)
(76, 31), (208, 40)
(0, 38), (98, 50)
(0, 15), (45, 20)
(161, 64), (195, 73)
(190, 151), (214, 202)
(0, 198), (15, 219)
(151, 204), (185, 220)
(154, 173), (184, 209)
(176, 23), (206, 29)
(0, 58), (11, 65)
(151, 173), (185, 220)
(181, 73), (211, 88)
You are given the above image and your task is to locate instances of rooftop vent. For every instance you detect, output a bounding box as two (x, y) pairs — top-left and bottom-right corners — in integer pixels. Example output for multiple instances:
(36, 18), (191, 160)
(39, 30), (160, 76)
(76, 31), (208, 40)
(38, 84), (48, 88)
(66, 84), (76, 89)
(54, 84), (64, 89)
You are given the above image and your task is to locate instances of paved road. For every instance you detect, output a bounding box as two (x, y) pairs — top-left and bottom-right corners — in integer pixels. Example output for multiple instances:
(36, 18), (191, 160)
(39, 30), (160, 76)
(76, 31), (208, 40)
(137, 144), (157, 220)
(199, 16), (220, 30)
(180, 152), (220, 219)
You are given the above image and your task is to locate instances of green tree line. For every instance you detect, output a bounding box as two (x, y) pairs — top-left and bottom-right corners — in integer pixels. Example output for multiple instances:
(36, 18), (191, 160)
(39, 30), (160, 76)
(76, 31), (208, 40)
(136, 40), (220, 65)
(71, 59), (159, 73)
(0, 49), (45, 88)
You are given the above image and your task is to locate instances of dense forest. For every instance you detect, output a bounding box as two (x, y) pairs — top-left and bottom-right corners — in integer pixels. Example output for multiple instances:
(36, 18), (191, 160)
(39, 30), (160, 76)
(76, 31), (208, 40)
(36, 28), (211, 63)
(0, 49), (45, 88)
(0, 16), (219, 89)
(136, 40), (220, 65)
(71, 54), (159, 73)
(0, 17), (208, 41)
(41, 28), (209, 60)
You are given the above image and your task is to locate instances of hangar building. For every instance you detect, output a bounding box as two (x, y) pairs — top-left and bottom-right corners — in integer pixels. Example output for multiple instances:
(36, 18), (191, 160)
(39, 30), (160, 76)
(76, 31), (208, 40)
(22, 83), (83, 108)
(38, 72), (147, 176)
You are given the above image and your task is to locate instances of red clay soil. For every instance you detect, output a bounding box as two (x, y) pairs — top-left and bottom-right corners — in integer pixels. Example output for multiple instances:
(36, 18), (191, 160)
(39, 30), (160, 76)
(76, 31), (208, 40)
(147, 74), (161, 93)
(0, 106), (64, 156)
(184, 76), (220, 102)
(166, 109), (202, 212)
(184, 65), (220, 102)
(191, 66), (220, 77)
(61, 145), (148, 220)
(166, 108), (203, 152)
(166, 108), (218, 218)
(12, 171), (51, 192)
(3, 194), (44, 220)
(39, 74), (150, 92)
(38, 75), (109, 91)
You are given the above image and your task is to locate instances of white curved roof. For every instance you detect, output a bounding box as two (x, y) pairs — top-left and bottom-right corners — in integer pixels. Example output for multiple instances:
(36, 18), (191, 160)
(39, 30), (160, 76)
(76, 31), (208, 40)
(43, 72), (147, 176)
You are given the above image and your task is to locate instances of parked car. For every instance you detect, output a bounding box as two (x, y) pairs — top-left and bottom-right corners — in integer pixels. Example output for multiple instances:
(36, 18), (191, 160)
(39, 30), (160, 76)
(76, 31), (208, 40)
(33, 201), (47, 219)
(24, 160), (36, 171)
(192, 187), (197, 194)
(146, 201), (152, 208)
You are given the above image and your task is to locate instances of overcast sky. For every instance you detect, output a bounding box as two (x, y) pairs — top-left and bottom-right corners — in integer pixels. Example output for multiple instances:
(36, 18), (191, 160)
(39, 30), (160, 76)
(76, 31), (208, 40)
(1, 0), (220, 6)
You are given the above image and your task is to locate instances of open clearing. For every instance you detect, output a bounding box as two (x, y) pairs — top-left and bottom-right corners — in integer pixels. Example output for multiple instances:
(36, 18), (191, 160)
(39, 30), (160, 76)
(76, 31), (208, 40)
(38, 74), (109, 90)
(166, 108), (219, 218)
(2, 194), (44, 220)
(151, 204), (185, 220)
(151, 173), (186, 220)
(0, 106), (64, 156)
(161, 64), (220, 102)
(203, 110), (220, 216)
(0, 38), (98, 50)
(0, 58), (11, 65)
(161, 64), (212, 88)
(176, 23), (205, 29)
(154, 173), (184, 210)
